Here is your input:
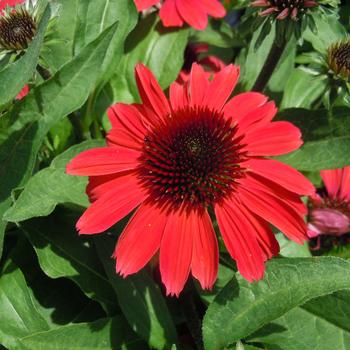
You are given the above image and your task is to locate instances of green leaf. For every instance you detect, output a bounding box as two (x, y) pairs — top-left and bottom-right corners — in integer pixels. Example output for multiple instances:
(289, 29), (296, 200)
(95, 236), (178, 350)
(202, 257), (350, 350)
(0, 263), (50, 349)
(15, 316), (145, 350)
(277, 233), (312, 258)
(249, 291), (350, 350)
(304, 13), (347, 54)
(19, 214), (117, 313)
(0, 21), (118, 238)
(4, 140), (103, 223)
(276, 107), (350, 170)
(239, 24), (296, 92)
(0, 4), (50, 108)
(110, 14), (189, 104)
(191, 19), (243, 48)
(281, 68), (327, 109)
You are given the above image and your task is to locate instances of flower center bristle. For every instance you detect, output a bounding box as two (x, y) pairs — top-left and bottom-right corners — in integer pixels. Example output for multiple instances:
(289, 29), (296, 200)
(327, 41), (350, 79)
(0, 9), (36, 51)
(139, 106), (246, 209)
(270, 0), (305, 10)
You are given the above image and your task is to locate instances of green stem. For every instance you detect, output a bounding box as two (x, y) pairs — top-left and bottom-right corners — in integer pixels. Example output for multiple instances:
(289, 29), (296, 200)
(252, 36), (287, 92)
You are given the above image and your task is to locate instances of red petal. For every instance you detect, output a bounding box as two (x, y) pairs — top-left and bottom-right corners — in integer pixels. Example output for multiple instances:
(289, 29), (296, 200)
(16, 85), (29, 100)
(133, 0), (159, 11)
(76, 176), (146, 234)
(236, 101), (277, 135)
(189, 63), (209, 107)
(66, 147), (140, 176)
(238, 186), (307, 244)
(340, 166), (350, 201)
(215, 199), (265, 282)
(234, 202), (280, 260)
(224, 92), (268, 125)
(107, 103), (146, 140)
(321, 168), (343, 199)
(246, 158), (315, 195)
(86, 171), (136, 202)
(169, 81), (188, 110)
(160, 209), (194, 296)
(204, 64), (240, 111)
(175, 0), (208, 30)
(114, 202), (167, 276)
(159, 0), (184, 27)
(198, 0), (226, 17)
(243, 121), (302, 156)
(191, 210), (218, 290)
(135, 64), (170, 120)
(107, 128), (142, 150)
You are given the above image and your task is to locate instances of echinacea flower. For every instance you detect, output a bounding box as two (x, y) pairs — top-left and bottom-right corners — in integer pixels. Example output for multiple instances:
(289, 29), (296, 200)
(308, 166), (350, 238)
(251, 0), (317, 20)
(177, 43), (226, 83)
(67, 63), (314, 296)
(327, 40), (350, 81)
(0, 0), (36, 51)
(134, 0), (226, 30)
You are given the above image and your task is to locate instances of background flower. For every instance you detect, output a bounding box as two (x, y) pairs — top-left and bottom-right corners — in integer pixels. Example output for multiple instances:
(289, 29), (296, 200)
(134, 0), (226, 30)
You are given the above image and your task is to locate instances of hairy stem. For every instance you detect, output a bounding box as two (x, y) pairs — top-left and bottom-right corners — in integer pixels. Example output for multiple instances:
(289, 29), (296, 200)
(252, 37), (287, 92)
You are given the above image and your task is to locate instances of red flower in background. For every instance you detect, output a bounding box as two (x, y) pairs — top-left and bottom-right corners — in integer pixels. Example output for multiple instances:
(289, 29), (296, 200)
(67, 63), (314, 296)
(16, 84), (29, 100)
(134, 0), (226, 30)
(308, 167), (350, 238)
(177, 43), (226, 83)
(0, 0), (24, 12)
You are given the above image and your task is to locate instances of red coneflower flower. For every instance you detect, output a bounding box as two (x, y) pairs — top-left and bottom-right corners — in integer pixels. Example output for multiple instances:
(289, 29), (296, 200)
(177, 43), (226, 83)
(134, 0), (226, 30)
(308, 167), (350, 238)
(67, 63), (314, 296)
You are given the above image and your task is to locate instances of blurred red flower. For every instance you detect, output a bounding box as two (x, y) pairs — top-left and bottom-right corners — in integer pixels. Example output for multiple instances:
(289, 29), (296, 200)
(308, 167), (350, 238)
(177, 43), (226, 83)
(134, 0), (226, 30)
(16, 84), (29, 100)
(67, 63), (314, 296)
(0, 0), (24, 13)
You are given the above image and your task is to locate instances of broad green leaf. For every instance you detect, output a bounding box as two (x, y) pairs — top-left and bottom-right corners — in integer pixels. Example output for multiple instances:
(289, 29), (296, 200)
(4, 140), (103, 223)
(249, 291), (350, 350)
(110, 14), (189, 104)
(304, 13), (347, 54)
(239, 24), (296, 92)
(0, 198), (11, 259)
(203, 257), (350, 350)
(19, 214), (116, 312)
(42, 0), (137, 77)
(0, 4), (50, 108)
(0, 21), (118, 240)
(277, 233), (312, 258)
(281, 68), (327, 109)
(15, 316), (145, 350)
(277, 107), (350, 170)
(0, 263), (50, 349)
(95, 236), (178, 350)
(191, 19), (243, 48)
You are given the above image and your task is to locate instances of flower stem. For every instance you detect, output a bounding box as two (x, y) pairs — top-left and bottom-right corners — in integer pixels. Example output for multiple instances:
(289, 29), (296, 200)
(252, 37), (287, 92)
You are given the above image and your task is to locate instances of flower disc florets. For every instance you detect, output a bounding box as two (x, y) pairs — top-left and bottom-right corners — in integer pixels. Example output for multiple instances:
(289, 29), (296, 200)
(327, 40), (350, 80)
(139, 106), (246, 209)
(0, 8), (36, 50)
(252, 0), (317, 20)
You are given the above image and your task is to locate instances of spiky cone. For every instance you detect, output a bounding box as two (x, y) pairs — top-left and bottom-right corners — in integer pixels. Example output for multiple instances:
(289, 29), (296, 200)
(251, 0), (318, 21)
(0, 7), (36, 50)
(327, 40), (350, 81)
